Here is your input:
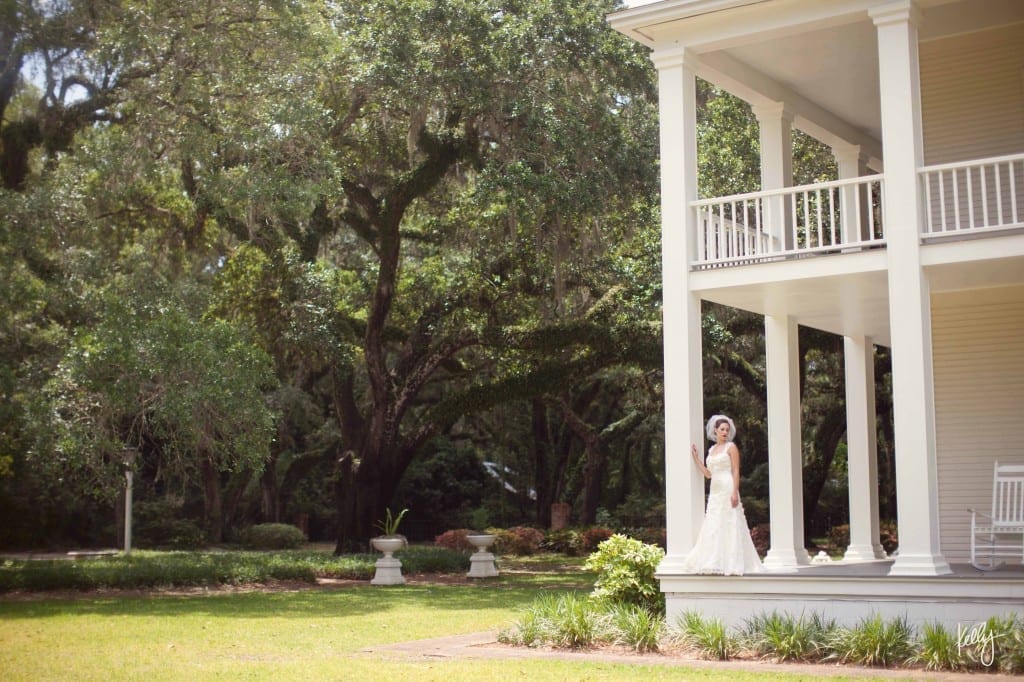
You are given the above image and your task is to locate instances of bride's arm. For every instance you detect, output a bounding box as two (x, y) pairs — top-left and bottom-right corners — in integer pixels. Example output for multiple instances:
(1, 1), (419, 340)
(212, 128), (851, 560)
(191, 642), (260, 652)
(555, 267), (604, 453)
(690, 443), (711, 479)
(728, 444), (741, 507)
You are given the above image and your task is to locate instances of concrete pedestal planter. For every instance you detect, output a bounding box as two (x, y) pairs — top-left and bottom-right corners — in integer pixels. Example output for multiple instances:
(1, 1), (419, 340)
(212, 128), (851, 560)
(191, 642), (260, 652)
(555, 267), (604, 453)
(466, 533), (498, 578)
(370, 535), (406, 585)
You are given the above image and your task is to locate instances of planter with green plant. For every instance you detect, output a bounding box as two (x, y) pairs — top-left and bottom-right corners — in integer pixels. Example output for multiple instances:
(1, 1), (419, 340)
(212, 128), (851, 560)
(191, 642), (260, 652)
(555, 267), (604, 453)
(370, 508), (409, 585)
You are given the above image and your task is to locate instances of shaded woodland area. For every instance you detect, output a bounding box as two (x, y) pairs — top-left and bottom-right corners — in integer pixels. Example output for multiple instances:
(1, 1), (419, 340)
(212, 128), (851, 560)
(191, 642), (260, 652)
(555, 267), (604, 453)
(0, 0), (895, 551)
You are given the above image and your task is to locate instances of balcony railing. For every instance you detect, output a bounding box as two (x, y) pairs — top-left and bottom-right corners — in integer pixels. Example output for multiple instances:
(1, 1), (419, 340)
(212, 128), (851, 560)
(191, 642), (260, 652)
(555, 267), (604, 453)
(691, 175), (885, 268)
(920, 152), (1024, 238)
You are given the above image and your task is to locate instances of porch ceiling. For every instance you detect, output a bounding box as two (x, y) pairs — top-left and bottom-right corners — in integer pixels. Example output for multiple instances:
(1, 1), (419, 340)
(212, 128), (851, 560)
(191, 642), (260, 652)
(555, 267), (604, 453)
(611, 0), (1024, 159)
(691, 250), (892, 345)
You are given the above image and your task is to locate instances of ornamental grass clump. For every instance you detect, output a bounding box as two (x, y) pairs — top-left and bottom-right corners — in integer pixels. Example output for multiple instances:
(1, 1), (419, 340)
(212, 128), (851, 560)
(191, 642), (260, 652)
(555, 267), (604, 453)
(607, 603), (663, 653)
(674, 610), (738, 661)
(584, 534), (664, 613)
(826, 613), (914, 667)
(742, 611), (834, 662)
(909, 621), (966, 671)
(498, 592), (611, 649)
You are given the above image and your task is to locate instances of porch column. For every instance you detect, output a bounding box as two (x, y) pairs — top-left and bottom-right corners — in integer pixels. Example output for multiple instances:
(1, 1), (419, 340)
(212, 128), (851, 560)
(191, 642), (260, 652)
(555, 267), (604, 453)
(832, 143), (871, 244)
(843, 335), (885, 561)
(870, 0), (951, 575)
(763, 312), (810, 568)
(651, 50), (705, 570)
(753, 103), (794, 251)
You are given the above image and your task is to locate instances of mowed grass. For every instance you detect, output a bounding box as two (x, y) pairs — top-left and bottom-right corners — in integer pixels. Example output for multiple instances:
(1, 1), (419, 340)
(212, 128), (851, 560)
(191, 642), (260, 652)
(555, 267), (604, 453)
(0, 552), (849, 681)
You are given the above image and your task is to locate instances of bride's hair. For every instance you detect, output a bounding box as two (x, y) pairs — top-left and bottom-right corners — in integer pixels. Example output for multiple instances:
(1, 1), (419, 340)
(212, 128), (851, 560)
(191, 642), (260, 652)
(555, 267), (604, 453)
(705, 414), (737, 441)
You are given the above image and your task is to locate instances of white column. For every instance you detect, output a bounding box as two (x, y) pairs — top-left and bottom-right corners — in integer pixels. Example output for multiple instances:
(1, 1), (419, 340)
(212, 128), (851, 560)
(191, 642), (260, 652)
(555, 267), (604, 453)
(832, 143), (871, 245)
(870, 0), (951, 575)
(843, 335), (885, 561)
(753, 103), (794, 251)
(762, 312), (810, 568)
(652, 50), (705, 570)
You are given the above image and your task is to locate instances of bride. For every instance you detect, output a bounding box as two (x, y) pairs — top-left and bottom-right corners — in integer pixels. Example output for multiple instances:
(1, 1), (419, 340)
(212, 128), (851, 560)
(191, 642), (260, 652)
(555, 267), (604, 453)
(679, 414), (763, 575)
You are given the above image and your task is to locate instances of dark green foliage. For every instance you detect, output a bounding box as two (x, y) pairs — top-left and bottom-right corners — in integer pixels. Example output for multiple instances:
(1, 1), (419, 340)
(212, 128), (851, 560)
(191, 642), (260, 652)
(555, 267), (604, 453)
(133, 498), (206, 550)
(392, 442), (497, 540)
(0, 546), (469, 592)
(238, 523), (307, 550)
(395, 546), (470, 574)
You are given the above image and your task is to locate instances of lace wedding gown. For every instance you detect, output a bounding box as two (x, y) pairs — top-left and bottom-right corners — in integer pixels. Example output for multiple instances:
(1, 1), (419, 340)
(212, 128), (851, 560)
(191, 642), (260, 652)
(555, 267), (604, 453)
(680, 444), (763, 575)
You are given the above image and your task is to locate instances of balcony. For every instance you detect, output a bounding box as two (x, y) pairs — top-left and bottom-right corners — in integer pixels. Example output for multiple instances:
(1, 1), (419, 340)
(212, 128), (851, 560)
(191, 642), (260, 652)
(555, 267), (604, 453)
(689, 153), (1024, 270)
(691, 175), (885, 270)
(921, 152), (1024, 239)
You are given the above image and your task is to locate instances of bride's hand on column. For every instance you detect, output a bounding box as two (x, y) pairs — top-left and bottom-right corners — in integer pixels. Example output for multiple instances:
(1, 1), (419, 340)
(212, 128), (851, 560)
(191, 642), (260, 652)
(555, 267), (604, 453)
(690, 443), (709, 478)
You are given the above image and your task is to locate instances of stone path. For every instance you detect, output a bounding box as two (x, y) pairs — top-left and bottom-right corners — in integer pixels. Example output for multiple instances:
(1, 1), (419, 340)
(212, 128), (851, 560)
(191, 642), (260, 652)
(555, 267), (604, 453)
(366, 631), (1021, 680)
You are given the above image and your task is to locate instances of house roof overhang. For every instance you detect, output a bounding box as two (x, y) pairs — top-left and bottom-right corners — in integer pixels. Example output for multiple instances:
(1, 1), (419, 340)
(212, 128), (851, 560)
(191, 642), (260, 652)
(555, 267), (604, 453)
(609, 0), (1024, 170)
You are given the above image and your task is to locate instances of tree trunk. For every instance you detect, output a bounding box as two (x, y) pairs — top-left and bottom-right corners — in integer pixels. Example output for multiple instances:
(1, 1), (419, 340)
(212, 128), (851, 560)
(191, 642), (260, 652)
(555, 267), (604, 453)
(201, 456), (224, 543)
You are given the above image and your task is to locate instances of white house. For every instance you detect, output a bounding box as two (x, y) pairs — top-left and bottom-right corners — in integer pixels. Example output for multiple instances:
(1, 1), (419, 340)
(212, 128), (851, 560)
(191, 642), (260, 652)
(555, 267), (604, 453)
(609, 0), (1024, 628)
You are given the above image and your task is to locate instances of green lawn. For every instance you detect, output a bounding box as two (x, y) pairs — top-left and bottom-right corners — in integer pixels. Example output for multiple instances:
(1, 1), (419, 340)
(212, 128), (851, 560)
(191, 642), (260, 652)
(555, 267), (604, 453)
(0, 553), (856, 680)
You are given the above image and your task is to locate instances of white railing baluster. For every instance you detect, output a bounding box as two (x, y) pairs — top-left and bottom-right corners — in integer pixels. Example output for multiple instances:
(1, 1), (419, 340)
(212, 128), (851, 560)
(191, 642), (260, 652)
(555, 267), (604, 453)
(938, 170), (947, 232)
(1011, 161), (1018, 224)
(952, 168), (960, 231)
(828, 186), (837, 245)
(923, 174), (933, 234)
(868, 180), (876, 238)
(967, 166), (975, 229)
(791, 192), (798, 251)
(981, 165), (989, 227)
(995, 163), (1004, 226)
(743, 200), (750, 257)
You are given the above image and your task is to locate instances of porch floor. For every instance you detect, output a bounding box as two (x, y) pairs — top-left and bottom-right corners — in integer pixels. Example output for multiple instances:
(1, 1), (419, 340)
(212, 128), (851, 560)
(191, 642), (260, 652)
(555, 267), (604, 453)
(659, 559), (1024, 629)
(761, 558), (1024, 578)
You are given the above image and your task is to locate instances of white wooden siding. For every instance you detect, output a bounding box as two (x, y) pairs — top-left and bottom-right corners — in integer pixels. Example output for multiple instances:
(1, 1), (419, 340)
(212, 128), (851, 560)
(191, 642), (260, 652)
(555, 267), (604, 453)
(932, 285), (1024, 562)
(920, 22), (1024, 166)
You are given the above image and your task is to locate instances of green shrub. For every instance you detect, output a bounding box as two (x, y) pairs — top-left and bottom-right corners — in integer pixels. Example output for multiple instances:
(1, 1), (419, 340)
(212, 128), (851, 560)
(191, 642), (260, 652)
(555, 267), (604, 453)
(542, 529), (583, 556)
(827, 614), (913, 667)
(395, 546), (469, 573)
(133, 498), (205, 549)
(238, 523), (307, 550)
(584, 534), (664, 613)
(675, 610), (738, 661)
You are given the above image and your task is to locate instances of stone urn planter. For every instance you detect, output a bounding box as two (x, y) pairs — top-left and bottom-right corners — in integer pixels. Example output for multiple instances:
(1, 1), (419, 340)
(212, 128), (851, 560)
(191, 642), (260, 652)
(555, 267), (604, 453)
(370, 535), (406, 585)
(466, 533), (498, 578)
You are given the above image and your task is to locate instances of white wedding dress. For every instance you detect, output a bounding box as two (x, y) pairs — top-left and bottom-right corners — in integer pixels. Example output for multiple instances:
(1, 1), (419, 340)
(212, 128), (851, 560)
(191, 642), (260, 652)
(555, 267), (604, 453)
(680, 443), (763, 575)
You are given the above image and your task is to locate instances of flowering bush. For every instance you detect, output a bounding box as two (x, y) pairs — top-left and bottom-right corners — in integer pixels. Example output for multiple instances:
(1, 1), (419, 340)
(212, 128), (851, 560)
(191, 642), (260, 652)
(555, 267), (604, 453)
(489, 526), (545, 555)
(580, 526), (615, 552)
(434, 528), (474, 552)
(750, 524), (771, 557)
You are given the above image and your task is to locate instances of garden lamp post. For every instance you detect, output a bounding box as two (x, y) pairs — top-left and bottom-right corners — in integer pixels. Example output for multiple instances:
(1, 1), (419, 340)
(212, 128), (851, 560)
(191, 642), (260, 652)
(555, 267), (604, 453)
(122, 448), (136, 555)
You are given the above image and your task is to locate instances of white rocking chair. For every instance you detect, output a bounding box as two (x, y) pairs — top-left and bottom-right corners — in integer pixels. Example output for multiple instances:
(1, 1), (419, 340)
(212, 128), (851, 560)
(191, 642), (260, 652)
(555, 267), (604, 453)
(969, 461), (1024, 570)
